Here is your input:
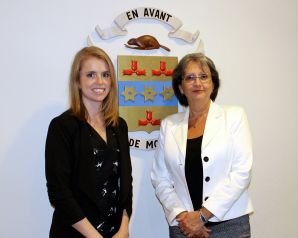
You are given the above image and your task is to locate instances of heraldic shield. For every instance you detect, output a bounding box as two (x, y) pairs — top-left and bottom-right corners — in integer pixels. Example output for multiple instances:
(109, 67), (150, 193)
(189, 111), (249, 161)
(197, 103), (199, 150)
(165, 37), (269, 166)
(118, 55), (178, 133)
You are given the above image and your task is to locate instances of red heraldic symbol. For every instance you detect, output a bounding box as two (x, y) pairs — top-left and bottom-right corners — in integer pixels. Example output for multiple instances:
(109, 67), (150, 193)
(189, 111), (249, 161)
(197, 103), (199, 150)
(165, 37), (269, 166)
(152, 61), (173, 76)
(138, 110), (161, 126)
(123, 60), (146, 75)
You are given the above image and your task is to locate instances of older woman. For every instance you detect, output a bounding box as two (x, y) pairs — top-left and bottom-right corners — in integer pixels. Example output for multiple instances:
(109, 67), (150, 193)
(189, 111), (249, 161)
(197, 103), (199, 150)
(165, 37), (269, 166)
(45, 46), (132, 238)
(151, 53), (253, 238)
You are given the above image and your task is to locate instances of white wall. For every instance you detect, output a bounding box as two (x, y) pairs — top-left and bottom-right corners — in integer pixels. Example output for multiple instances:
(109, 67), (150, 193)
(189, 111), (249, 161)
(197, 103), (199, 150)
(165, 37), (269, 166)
(0, 0), (297, 237)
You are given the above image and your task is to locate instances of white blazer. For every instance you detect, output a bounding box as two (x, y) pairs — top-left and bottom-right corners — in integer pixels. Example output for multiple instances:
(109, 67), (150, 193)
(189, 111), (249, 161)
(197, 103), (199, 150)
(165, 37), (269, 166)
(151, 101), (253, 225)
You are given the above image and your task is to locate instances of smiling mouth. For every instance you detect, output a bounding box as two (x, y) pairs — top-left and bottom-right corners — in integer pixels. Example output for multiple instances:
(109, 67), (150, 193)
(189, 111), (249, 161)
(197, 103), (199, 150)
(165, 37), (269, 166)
(193, 89), (204, 93)
(92, 88), (105, 93)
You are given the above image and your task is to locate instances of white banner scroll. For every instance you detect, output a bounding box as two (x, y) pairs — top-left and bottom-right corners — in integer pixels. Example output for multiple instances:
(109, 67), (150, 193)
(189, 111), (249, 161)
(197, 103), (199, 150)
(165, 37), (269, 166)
(95, 7), (199, 43)
(129, 137), (159, 150)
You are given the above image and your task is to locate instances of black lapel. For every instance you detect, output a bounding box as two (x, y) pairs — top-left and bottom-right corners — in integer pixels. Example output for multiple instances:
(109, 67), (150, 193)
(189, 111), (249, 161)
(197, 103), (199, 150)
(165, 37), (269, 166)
(77, 122), (97, 202)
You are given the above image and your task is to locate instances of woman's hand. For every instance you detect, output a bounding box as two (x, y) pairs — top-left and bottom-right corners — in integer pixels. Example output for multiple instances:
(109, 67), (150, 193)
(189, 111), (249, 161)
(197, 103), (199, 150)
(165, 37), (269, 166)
(112, 228), (129, 238)
(185, 226), (210, 238)
(72, 218), (103, 238)
(177, 211), (210, 238)
(176, 211), (188, 220)
(112, 210), (129, 238)
(112, 221), (129, 238)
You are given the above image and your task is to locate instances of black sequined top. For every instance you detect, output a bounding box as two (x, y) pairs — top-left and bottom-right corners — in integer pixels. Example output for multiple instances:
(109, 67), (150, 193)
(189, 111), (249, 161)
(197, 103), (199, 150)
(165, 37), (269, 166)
(89, 125), (121, 238)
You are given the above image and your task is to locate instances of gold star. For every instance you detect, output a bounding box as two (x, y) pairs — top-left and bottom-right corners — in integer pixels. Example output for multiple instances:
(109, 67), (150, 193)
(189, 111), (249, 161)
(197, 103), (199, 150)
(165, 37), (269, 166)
(141, 86), (157, 101)
(121, 86), (137, 101)
(160, 86), (174, 101)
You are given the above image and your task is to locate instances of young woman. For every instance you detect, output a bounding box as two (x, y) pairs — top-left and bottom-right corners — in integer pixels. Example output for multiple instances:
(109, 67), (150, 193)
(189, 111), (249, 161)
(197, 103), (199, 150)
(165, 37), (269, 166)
(45, 46), (132, 238)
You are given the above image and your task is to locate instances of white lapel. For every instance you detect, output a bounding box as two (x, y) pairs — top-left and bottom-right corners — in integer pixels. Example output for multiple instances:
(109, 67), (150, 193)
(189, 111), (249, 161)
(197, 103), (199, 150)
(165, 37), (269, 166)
(202, 101), (223, 150)
(172, 107), (189, 163)
(170, 103), (223, 163)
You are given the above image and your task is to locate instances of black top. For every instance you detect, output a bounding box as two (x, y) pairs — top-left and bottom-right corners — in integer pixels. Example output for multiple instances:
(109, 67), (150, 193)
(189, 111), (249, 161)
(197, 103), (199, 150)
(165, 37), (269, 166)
(185, 136), (203, 210)
(45, 110), (132, 238)
(88, 125), (121, 237)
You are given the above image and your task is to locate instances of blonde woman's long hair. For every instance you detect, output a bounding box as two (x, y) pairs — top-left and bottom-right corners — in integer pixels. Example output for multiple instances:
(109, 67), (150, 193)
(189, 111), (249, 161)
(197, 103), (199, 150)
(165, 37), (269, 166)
(69, 46), (119, 126)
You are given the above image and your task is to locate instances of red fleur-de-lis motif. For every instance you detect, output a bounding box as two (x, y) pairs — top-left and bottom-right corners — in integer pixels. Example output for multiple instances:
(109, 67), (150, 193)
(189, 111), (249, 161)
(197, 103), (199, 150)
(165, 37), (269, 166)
(152, 61), (173, 76)
(138, 110), (161, 126)
(123, 60), (146, 76)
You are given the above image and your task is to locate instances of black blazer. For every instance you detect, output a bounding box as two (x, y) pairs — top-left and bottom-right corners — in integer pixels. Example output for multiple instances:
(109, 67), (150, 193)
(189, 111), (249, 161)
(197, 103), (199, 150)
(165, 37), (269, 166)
(45, 111), (132, 237)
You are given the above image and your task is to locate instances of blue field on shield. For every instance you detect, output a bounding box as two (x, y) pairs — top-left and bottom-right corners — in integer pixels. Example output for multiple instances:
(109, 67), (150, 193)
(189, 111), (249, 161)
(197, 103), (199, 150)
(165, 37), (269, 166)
(118, 81), (178, 106)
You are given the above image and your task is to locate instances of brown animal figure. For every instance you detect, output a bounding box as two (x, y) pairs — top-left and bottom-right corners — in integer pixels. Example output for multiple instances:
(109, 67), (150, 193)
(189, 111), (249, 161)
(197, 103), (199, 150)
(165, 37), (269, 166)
(125, 35), (170, 52)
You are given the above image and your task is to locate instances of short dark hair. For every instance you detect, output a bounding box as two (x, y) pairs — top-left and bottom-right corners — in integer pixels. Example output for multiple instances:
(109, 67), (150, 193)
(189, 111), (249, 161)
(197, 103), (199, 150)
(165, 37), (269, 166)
(172, 53), (220, 106)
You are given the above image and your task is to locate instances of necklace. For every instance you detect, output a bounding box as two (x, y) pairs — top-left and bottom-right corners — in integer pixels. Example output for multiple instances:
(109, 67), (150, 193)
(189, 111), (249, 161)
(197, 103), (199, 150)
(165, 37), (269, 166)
(188, 117), (197, 128)
(188, 112), (207, 129)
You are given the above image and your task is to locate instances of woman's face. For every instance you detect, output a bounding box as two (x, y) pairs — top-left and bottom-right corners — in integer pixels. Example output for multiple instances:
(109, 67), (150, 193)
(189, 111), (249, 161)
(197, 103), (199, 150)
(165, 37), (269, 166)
(79, 56), (111, 108)
(179, 61), (214, 105)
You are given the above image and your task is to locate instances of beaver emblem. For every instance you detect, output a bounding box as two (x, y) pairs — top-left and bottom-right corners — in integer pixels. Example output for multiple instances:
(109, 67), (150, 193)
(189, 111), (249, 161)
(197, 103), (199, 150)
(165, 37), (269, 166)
(125, 35), (170, 52)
